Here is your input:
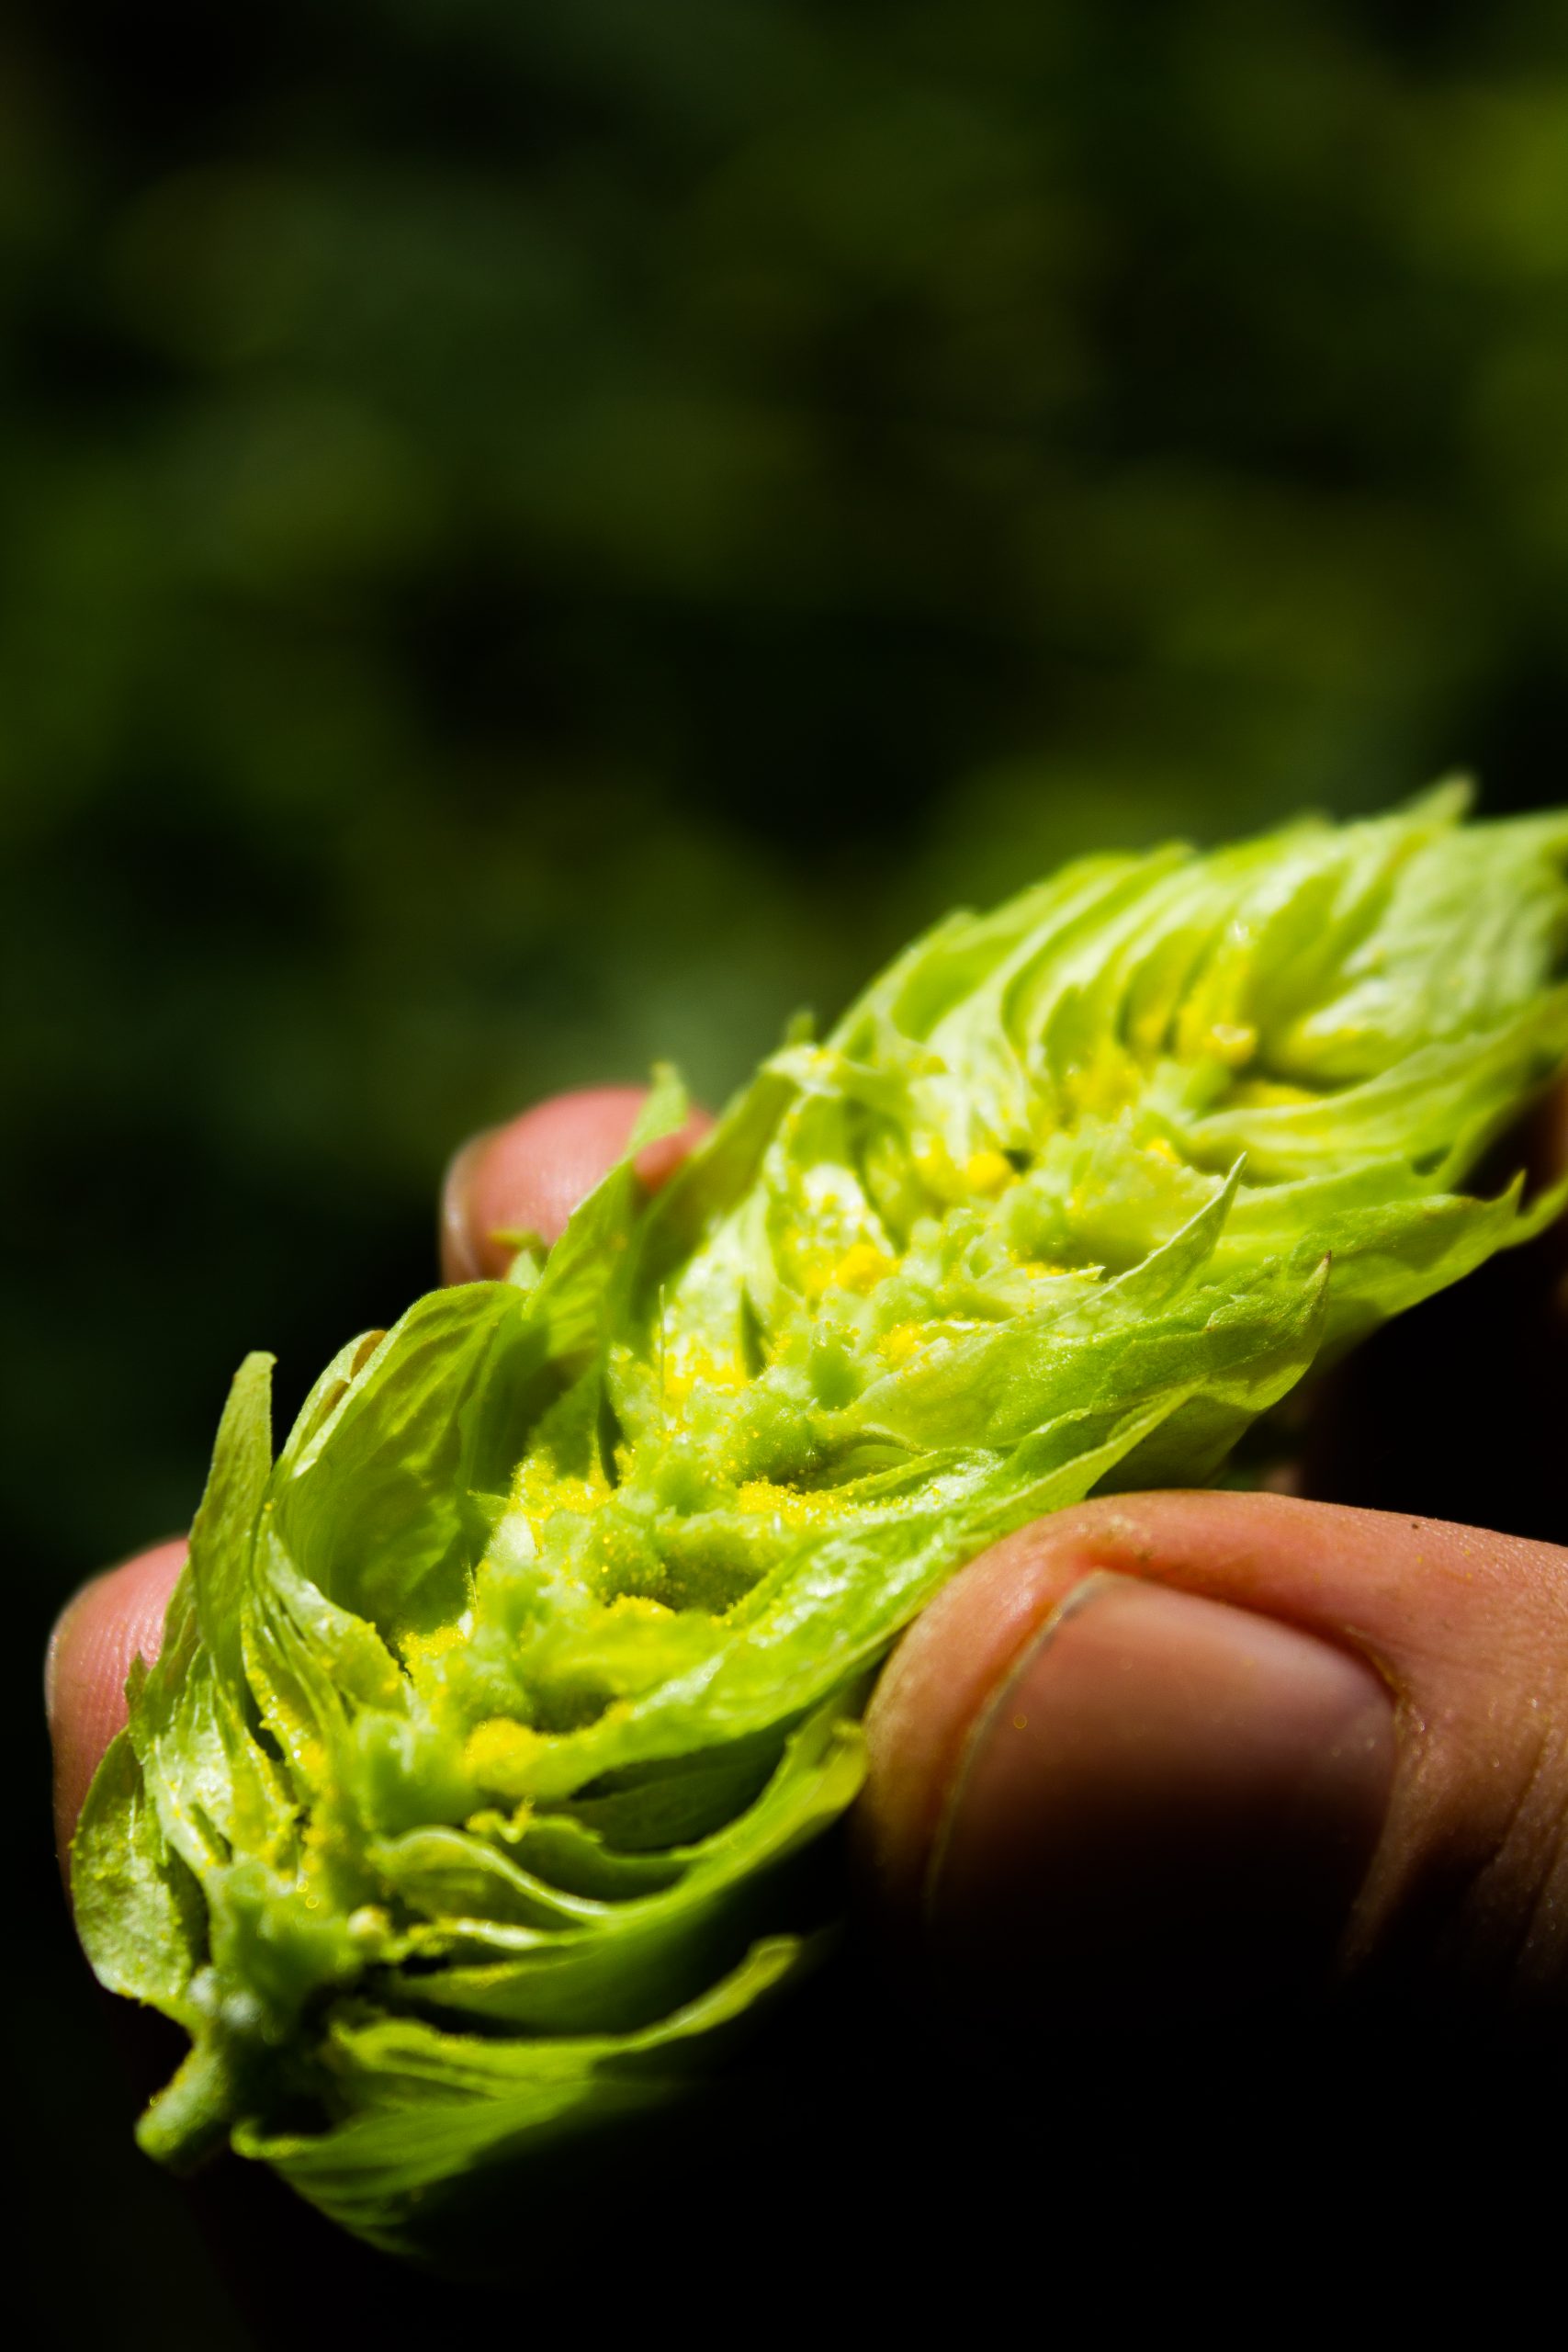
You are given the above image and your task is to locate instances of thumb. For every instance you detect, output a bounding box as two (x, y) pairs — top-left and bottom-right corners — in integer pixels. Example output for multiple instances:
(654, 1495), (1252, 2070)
(856, 1489), (1568, 2039)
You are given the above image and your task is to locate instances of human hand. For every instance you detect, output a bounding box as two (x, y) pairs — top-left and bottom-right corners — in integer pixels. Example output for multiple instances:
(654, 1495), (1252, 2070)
(46, 1084), (1568, 2300)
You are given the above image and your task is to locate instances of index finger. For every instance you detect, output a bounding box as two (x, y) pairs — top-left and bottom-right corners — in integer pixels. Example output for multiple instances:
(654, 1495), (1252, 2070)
(46, 1538), (186, 1871)
(441, 1085), (713, 1280)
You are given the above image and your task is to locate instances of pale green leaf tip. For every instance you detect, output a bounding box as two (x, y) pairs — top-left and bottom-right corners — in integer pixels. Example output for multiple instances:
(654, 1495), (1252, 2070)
(626, 1059), (689, 1153)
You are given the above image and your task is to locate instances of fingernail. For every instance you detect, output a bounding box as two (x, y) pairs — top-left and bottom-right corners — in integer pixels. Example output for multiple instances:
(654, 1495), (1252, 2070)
(928, 1573), (1396, 2024)
(439, 1130), (496, 1283)
(42, 1596), (74, 1731)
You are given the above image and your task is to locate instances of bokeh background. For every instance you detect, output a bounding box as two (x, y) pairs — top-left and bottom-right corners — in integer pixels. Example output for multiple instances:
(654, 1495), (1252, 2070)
(9, 2), (1568, 2338)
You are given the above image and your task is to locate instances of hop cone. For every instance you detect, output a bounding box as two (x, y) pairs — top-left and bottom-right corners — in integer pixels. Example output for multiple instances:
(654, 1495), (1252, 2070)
(73, 788), (1568, 2255)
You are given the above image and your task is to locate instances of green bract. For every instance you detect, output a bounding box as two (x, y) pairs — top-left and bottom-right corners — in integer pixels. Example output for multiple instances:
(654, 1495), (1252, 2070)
(75, 789), (1568, 2255)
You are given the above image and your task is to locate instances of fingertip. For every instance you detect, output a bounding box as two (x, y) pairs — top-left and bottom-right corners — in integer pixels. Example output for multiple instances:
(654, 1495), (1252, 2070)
(858, 1486), (1568, 2046)
(928, 1574), (1394, 2021)
(855, 1491), (1401, 2023)
(440, 1086), (713, 1280)
(49, 1538), (186, 1869)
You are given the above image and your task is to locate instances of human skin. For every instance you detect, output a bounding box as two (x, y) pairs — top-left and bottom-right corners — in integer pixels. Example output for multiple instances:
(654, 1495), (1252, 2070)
(46, 1087), (1568, 2057)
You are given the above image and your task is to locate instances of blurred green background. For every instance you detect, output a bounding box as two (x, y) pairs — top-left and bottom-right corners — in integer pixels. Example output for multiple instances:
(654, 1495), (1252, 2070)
(8, 1), (1568, 2338)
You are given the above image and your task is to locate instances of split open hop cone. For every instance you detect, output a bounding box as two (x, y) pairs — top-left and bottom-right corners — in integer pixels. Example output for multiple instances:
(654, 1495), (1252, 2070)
(73, 786), (1568, 2256)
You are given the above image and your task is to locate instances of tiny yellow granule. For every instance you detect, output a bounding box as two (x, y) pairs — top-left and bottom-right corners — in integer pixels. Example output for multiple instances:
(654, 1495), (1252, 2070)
(464, 1718), (539, 1787)
(1228, 1076), (1314, 1109)
(512, 1462), (604, 1517)
(1206, 1022), (1257, 1067)
(1144, 1135), (1179, 1166)
(401, 1622), (465, 1668)
(604, 1593), (673, 1621)
(826, 1242), (894, 1295)
(735, 1479), (828, 1524)
(1066, 1054), (1138, 1116)
(964, 1148), (1013, 1195)
(878, 1321), (923, 1365)
(661, 1337), (745, 1404)
(914, 1139), (964, 1201)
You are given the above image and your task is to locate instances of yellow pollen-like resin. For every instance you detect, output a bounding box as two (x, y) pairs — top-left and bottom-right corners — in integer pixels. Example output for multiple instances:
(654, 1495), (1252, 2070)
(464, 1718), (541, 1788)
(734, 1479), (831, 1524)
(963, 1148), (1013, 1194)
(829, 1242), (895, 1293)
(878, 1321), (923, 1365)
